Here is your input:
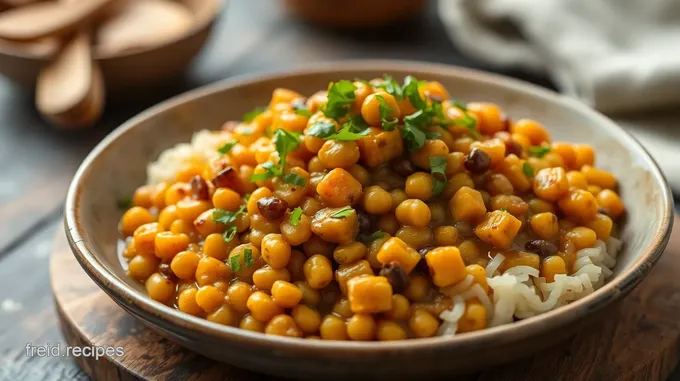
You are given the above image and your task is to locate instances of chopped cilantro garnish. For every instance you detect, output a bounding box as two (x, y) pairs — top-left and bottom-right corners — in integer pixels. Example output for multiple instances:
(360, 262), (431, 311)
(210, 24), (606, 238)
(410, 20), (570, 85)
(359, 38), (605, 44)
(376, 95), (398, 130)
(223, 226), (237, 243)
(522, 162), (534, 178)
(357, 231), (385, 243)
(306, 121), (336, 139)
(243, 106), (266, 123)
(327, 124), (371, 141)
(117, 196), (132, 210)
(289, 207), (304, 226)
(282, 173), (307, 186)
(230, 255), (241, 273)
(402, 75), (427, 110)
(294, 108), (313, 117)
(330, 206), (354, 219)
(529, 146), (551, 158)
(217, 141), (237, 155)
(244, 248), (254, 268)
(373, 75), (403, 99)
(322, 80), (356, 119)
(250, 129), (302, 182)
(213, 205), (246, 243)
(429, 156), (448, 196)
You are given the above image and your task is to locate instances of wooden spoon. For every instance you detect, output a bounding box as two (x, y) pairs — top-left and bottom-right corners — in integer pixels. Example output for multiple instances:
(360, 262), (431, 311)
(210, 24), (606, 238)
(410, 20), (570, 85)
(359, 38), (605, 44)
(0, 0), (117, 41)
(95, 0), (193, 56)
(35, 32), (105, 128)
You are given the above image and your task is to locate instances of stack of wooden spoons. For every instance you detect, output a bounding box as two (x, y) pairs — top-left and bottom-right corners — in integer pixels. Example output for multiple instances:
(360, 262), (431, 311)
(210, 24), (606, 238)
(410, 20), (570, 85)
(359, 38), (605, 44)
(0, 0), (195, 128)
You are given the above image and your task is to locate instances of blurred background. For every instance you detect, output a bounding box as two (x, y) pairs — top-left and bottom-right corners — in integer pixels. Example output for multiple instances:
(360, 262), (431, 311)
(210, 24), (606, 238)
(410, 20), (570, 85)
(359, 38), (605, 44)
(0, 0), (678, 379)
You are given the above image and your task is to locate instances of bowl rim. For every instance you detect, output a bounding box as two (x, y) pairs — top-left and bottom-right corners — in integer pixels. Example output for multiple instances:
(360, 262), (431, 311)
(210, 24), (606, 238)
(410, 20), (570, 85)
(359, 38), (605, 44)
(65, 60), (674, 354)
(0, 0), (226, 61)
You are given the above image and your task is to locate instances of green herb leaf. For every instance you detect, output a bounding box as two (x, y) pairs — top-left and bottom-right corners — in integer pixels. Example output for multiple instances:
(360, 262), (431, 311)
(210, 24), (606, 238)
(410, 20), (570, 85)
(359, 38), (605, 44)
(230, 255), (241, 273)
(529, 145), (551, 158)
(450, 102), (480, 139)
(306, 121), (337, 139)
(117, 196), (132, 210)
(429, 156), (448, 196)
(244, 248), (254, 268)
(249, 161), (278, 182)
(213, 204), (246, 225)
(243, 107), (266, 123)
(217, 141), (237, 155)
(522, 162), (535, 178)
(244, 193), (251, 202)
(323, 80), (356, 119)
(376, 95), (399, 130)
(402, 75), (427, 110)
(373, 75), (403, 99)
(273, 128), (302, 173)
(283, 173), (307, 186)
(357, 231), (385, 243)
(289, 207), (304, 226)
(327, 124), (371, 141)
(223, 225), (237, 242)
(401, 110), (429, 152)
(294, 108), (313, 117)
(347, 114), (369, 131)
(500, 208), (508, 212)
(330, 206), (354, 219)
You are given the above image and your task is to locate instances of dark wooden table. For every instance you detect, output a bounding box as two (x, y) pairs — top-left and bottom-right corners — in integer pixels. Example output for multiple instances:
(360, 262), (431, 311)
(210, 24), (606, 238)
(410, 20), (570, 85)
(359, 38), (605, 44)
(0, 1), (677, 380)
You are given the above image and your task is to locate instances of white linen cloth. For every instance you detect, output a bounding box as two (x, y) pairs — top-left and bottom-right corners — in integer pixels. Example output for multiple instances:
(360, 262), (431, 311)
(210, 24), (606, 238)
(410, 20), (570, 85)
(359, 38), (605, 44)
(438, 0), (680, 190)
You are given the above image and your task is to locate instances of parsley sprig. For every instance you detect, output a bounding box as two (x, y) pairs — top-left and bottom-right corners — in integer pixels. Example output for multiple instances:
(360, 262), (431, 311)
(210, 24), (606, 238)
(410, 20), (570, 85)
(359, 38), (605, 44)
(529, 145), (551, 158)
(289, 207), (304, 226)
(322, 80), (356, 119)
(330, 206), (354, 219)
(429, 156), (448, 196)
(213, 205), (246, 243)
(306, 115), (371, 141)
(249, 129), (306, 186)
(375, 95), (398, 130)
(522, 162), (535, 178)
(217, 141), (237, 155)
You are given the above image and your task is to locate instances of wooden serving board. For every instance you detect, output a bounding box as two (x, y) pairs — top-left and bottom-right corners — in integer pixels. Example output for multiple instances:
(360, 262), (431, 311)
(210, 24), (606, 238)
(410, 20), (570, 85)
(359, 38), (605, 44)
(51, 216), (680, 381)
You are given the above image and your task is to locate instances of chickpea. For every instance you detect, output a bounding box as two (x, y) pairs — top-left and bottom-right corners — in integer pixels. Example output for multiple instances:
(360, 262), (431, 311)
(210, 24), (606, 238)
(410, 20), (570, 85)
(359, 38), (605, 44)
(121, 207), (156, 237)
(410, 140), (450, 170)
(434, 226), (459, 246)
(302, 234), (336, 258)
(530, 212), (559, 240)
(361, 92), (401, 127)
(320, 314), (348, 340)
(157, 205), (178, 231)
(240, 315), (265, 332)
(261, 233), (292, 269)
(511, 119), (551, 145)
(457, 302), (487, 333)
(145, 273), (176, 304)
(128, 254), (159, 280)
(154, 232), (190, 261)
(133, 222), (161, 254)
(252, 266), (291, 292)
(405, 172), (434, 201)
(170, 250), (200, 280)
(212, 188), (242, 212)
(318, 140), (360, 169)
(385, 294), (410, 320)
(247, 291), (283, 322)
(349, 164), (371, 187)
(132, 185), (154, 208)
(333, 241), (367, 264)
(396, 226), (433, 250)
(295, 281), (321, 306)
(359, 185), (392, 215)
(390, 189), (408, 210)
(227, 281), (253, 313)
(377, 214), (400, 236)
(271, 280), (303, 308)
(467, 102), (506, 135)
(265, 315), (303, 337)
(376, 320), (407, 341)
(292, 305), (321, 334)
(176, 199), (211, 222)
(304, 255), (333, 289)
(177, 287), (203, 316)
(195, 285), (227, 314)
(347, 314), (377, 341)
(395, 199), (431, 228)
(408, 310), (439, 338)
(195, 256), (230, 286)
(596, 189), (625, 219)
(404, 274), (431, 302)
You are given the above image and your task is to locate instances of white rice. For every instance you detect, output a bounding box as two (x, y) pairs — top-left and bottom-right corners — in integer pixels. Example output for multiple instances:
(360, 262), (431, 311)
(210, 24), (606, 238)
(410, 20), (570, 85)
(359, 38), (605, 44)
(146, 129), (231, 185)
(439, 237), (622, 335)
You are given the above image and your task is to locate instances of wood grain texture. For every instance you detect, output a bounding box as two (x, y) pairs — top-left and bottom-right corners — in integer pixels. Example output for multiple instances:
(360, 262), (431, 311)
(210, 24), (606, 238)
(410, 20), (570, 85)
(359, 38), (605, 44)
(51, 216), (680, 381)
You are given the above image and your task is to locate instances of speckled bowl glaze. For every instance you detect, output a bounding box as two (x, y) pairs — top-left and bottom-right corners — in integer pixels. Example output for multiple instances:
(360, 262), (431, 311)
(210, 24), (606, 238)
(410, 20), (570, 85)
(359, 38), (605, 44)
(64, 61), (674, 379)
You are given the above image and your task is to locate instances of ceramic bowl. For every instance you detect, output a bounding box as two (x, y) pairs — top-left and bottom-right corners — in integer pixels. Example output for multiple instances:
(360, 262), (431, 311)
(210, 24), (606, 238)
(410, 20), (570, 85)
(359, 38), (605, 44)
(64, 61), (674, 379)
(0, 0), (224, 95)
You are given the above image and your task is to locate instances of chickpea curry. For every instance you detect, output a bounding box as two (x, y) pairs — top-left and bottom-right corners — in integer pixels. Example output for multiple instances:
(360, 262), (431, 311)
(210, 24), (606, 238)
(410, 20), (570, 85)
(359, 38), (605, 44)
(119, 75), (625, 341)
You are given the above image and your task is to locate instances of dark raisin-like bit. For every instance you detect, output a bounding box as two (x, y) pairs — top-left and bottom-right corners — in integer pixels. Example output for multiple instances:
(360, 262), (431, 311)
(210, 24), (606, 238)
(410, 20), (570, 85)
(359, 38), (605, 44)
(190, 175), (210, 200)
(257, 196), (289, 221)
(159, 263), (178, 282)
(504, 139), (524, 157)
(391, 158), (416, 177)
(357, 211), (372, 233)
(524, 239), (558, 257)
(379, 262), (409, 294)
(464, 148), (491, 173)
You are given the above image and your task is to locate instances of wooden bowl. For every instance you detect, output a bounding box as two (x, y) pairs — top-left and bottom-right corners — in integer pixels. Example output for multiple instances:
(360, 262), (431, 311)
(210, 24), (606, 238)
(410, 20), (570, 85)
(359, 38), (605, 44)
(64, 61), (674, 379)
(0, 0), (224, 95)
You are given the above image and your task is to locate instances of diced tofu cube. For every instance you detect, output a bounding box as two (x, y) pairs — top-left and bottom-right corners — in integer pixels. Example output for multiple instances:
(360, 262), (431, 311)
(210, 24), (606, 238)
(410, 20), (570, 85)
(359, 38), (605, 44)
(474, 210), (522, 249)
(376, 237), (422, 274)
(450, 186), (487, 222)
(347, 275), (393, 314)
(357, 128), (404, 168)
(316, 168), (362, 207)
(425, 247), (466, 287)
